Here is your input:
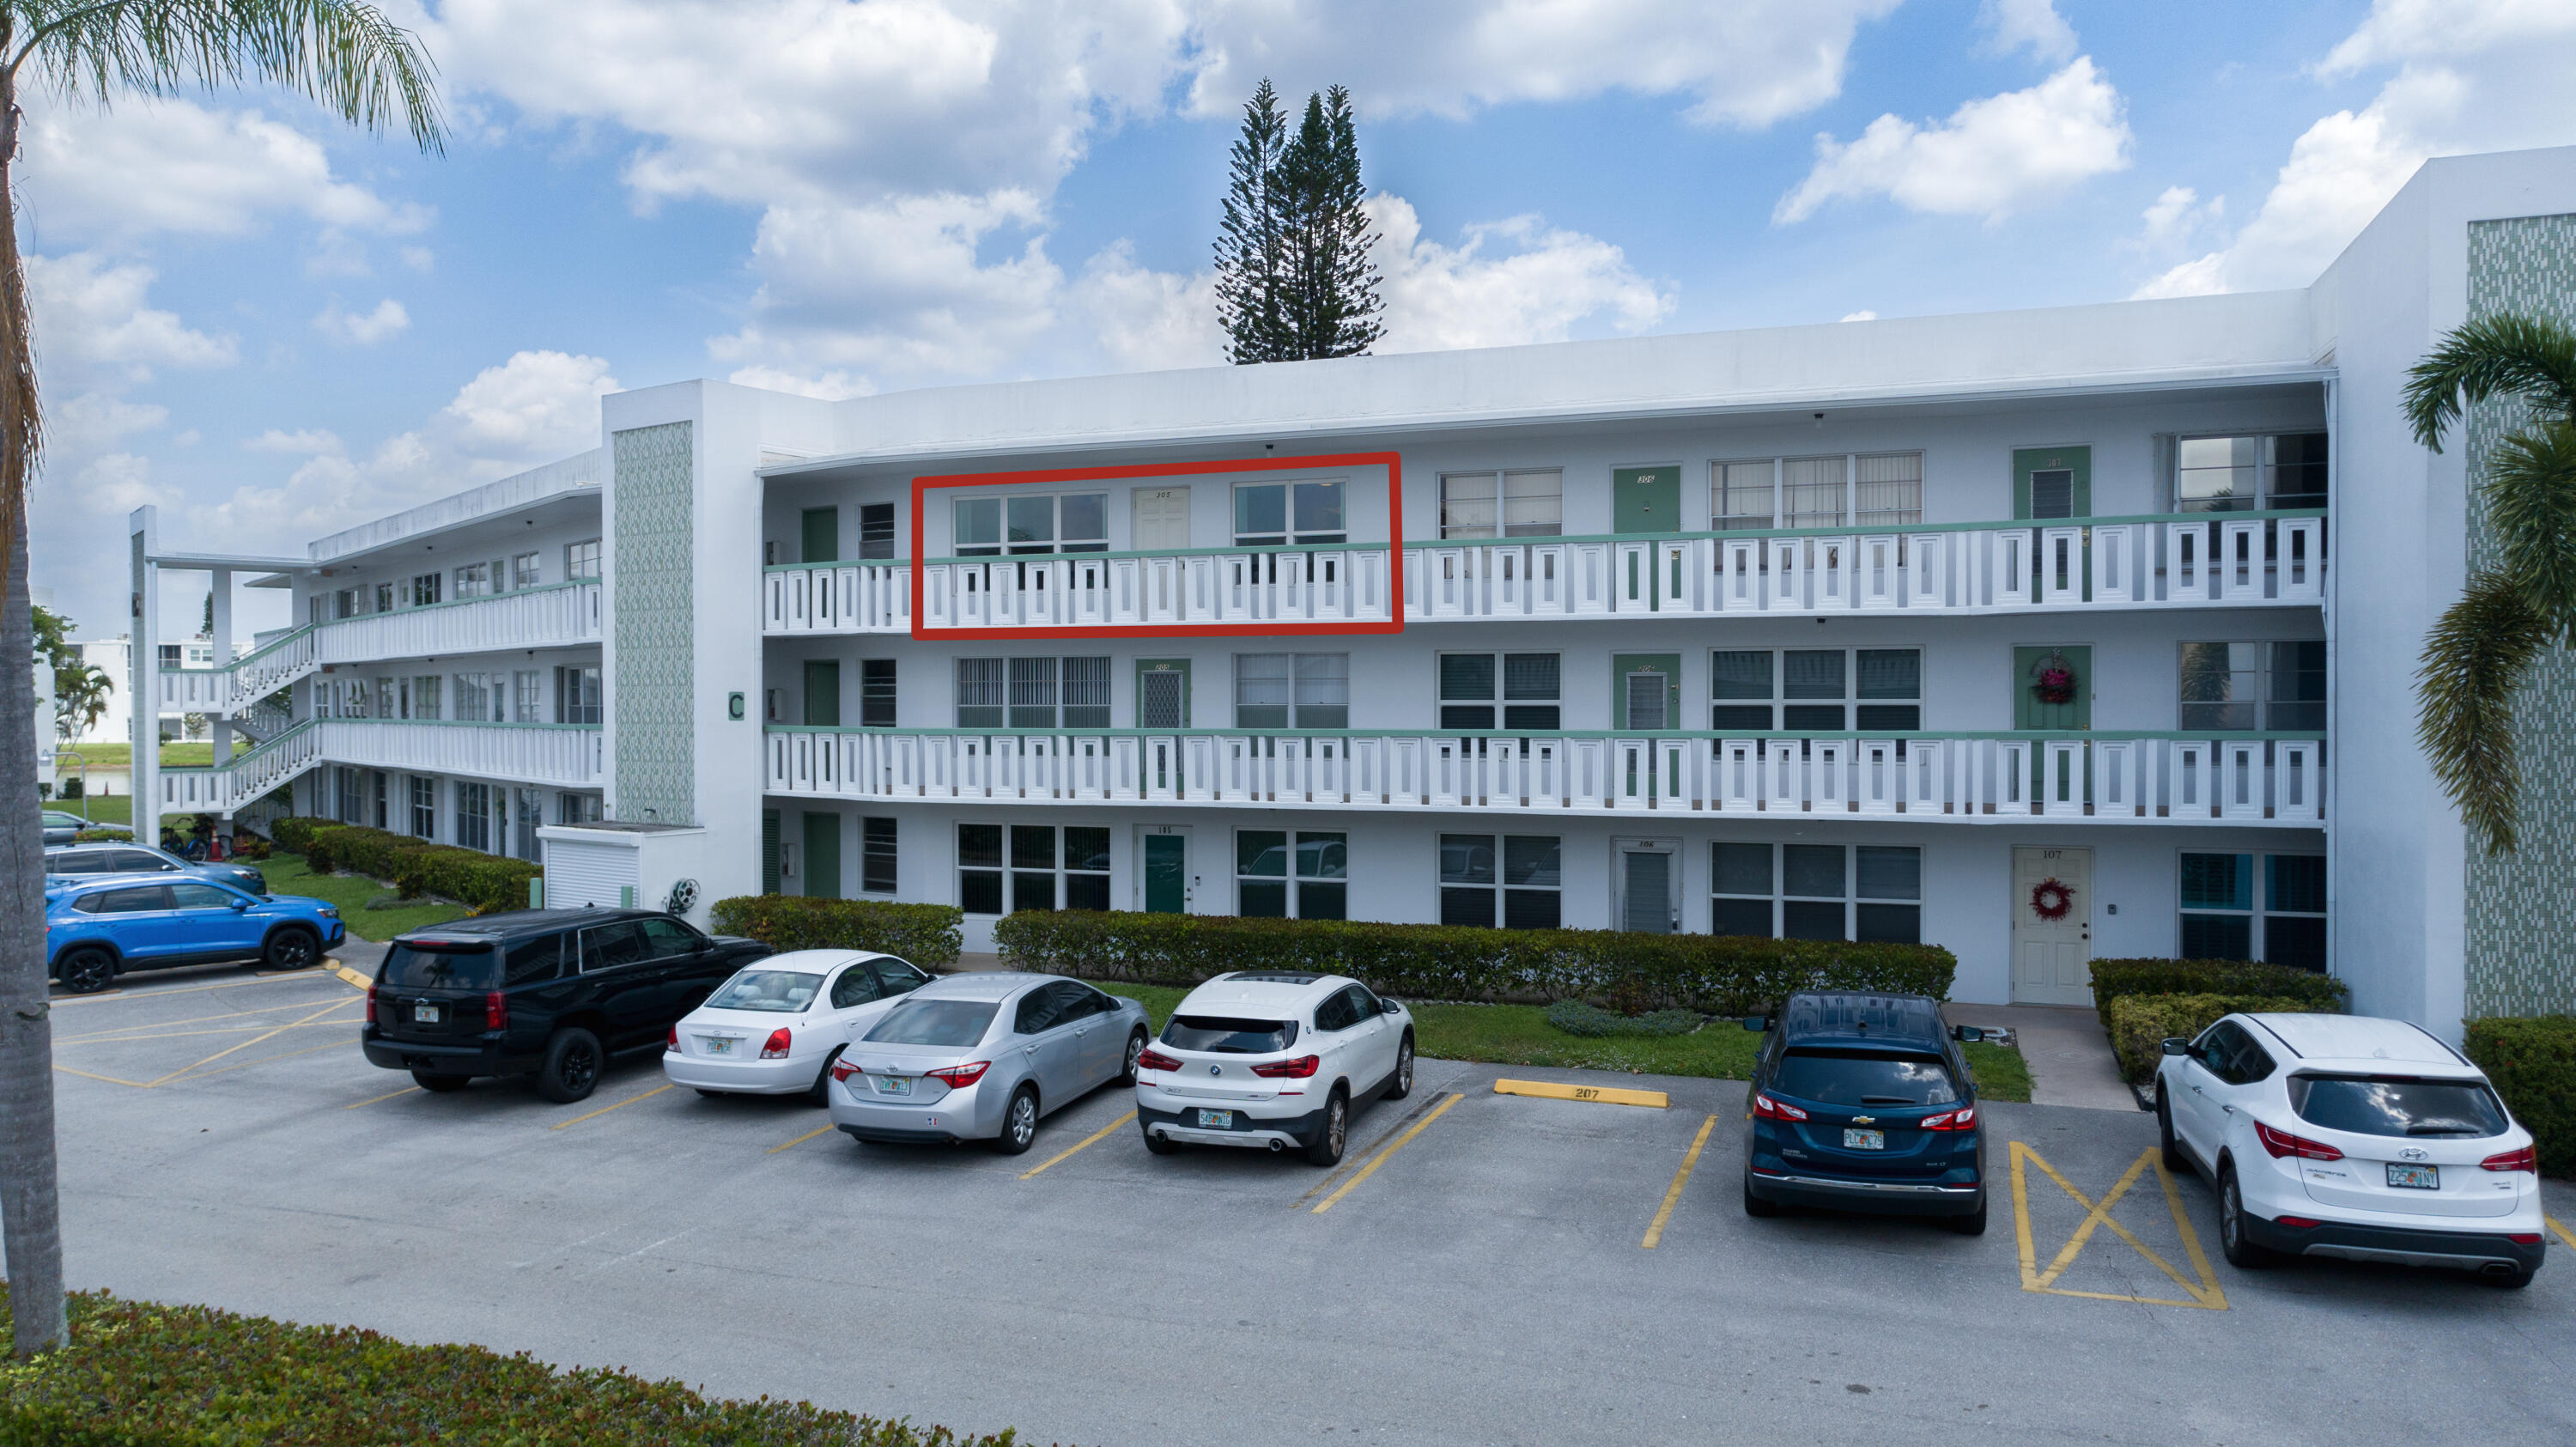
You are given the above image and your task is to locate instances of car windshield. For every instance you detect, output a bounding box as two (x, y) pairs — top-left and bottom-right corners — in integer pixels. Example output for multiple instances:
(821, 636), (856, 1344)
(1773, 1048), (1959, 1107)
(705, 970), (823, 1013)
(1163, 1015), (1299, 1054)
(864, 998), (1000, 1048)
(380, 942), (501, 990)
(2288, 1075), (2510, 1139)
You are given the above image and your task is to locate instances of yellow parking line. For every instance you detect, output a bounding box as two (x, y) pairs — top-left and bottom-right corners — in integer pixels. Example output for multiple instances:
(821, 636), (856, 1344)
(345, 1086), (420, 1110)
(2549, 1215), (2575, 1250)
(769, 1124), (839, 1154)
(1312, 1092), (1462, 1215)
(163, 1039), (350, 1084)
(1493, 1078), (1668, 1109)
(51, 972), (353, 1006)
(1021, 1110), (1137, 1179)
(2010, 1142), (2227, 1310)
(60, 998), (363, 1043)
(1642, 1113), (1719, 1249)
(52, 1064), (155, 1088)
(550, 1083), (675, 1130)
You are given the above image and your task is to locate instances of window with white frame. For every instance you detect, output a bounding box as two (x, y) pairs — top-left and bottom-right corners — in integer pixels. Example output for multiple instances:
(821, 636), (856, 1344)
(565, 539), (602, 579)
(1236, 830), (1346, 919)
(1437, 653), (1560, 730)
(409, 775), (437, 840)
(513, 670), (544, 722)
(407, 572), (442, 606)
(457, 781), (494, 852)
(513, 787), (542, 859)
(1438, 470), (1562, 538)
(1233, 480), (1346, 547)
(2173, 433), (2329, 513)
(453, 562), (493, 599)
(956, 824), (1109, 915)
(374, 581), (394, 613)
(952, 493), (1107, 556)
(1712, 453), (1922, 530)
(513, 551), (542, 589)
(860, 659), (896, 727)
(556, 666), (601, 726)
(334, 587), (359, 619)
(859, 502), (897, 559)
(1711, 648), (1920, 732)
(956, 656), (1109, 729)
(407, 675), (442, 720)
(334, 767), (365, 824)
(1712, 842), (1920, 943)
(453, 672), (503, 722)
(2179, 853), (2324, 969)
(861, 817), (898, 893)
(1855, 453), (1924, 528)
(557, 792), (602, 824)
(2178, 641), (2324, 732)
(1439, 835), (1561, 928)
(1235, 654), (1348, 728)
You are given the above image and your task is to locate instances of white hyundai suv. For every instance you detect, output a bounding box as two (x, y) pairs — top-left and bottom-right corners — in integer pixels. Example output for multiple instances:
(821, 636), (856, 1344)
(1134, 971), (1414, 1165)
(2155, 1012), (2546, 1287)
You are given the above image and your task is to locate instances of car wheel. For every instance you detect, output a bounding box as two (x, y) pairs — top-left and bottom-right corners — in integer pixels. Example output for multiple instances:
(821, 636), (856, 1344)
(262, 926), (320, 971)
(536, 1027), (604, 1104)
(2158, 1091), (2189, 1175)
(1743, 1171), (1783, 1218)
(55, 948), (115, 995)
(807, 1047), (845, 1106)
(2217, 1164), (2272, 1269)
(992, 1085), (1040, 1156)
(410, 1071), (469, 1094)
(1116, 1029), (1149, 1087)
(1140, 1120), (1178, 1155)
(1947, 1192), (1989, 1236)
(1382, 1033), (1415, 1101)
(1304, 1088), (1348, 1167)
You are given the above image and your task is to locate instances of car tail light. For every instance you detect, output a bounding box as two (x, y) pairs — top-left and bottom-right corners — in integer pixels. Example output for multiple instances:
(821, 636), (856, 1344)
(2253, 1120), (2343, 1161)
(2275, 1216), (2321, 1229)
(927, 1061), (990, 1089)
(1920, 1104), (1978, 1132)
(761, 1027), (793, 1060)
(1250, 1055), (1321, 1079)
(2507, 1233), (2543, 1245)
(485, 991), (507, 1032)
(1135, 1046), (1183, 1073)
(2482, 1145), (2537, 1173)
(829, 1058), (860, 1083)
(1753, 1093), (1808, 1122)
(365, 985), (378, 1025)
(665, 1025), (678, 1055)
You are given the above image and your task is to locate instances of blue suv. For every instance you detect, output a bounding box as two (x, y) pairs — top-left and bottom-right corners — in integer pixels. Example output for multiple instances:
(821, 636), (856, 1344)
(1741, 991), (1990, 1235)
(46, 874), (344, 994)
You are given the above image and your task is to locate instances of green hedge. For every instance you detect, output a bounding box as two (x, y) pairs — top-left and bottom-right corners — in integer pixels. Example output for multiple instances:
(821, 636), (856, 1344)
(2105, 993), (2343, 1085)
(275, 822), (541, 916)
(2464, 1015), (2576, 1178)
(0, 1285), (1026, 1445)
(2088, 957), (2348, 1030)
(1543, 1001), (1705, 1038)
(991, 909), (1955, 1016)
(710, 895), (964, 970)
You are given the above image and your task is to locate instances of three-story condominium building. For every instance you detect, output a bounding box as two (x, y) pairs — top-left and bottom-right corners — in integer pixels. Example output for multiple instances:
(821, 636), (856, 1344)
(129, 146), (2576, 1036)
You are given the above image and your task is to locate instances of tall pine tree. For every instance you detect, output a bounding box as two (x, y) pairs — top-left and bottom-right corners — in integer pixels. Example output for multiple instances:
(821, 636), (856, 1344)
(1215, 80), (1382, 363)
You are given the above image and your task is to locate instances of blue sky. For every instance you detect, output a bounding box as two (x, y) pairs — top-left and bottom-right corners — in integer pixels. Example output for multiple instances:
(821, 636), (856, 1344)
(27, 0), (2576, 638)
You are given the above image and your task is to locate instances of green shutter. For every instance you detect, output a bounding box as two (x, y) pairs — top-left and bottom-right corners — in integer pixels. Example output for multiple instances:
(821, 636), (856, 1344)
(803, 812), (841, 899)
(803, 660), (841, 727)
(801, 508), (839, 563)
(762, 809), (781, 895)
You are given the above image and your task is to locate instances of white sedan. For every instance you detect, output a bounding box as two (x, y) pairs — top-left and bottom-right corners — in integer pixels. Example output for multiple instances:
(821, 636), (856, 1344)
(665, 950), (932, 1102)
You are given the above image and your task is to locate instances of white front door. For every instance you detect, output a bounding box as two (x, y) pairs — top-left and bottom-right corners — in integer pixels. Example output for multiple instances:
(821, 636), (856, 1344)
(1134, 488), (1191, 550)
(2010, 846), (2093, 1006)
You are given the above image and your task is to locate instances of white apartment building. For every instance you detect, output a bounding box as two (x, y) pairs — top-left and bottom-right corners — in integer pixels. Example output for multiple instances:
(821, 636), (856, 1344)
(129, 146), (2576, 1035)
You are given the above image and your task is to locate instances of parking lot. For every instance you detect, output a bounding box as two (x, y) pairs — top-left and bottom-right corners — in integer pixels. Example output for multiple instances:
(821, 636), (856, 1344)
(47, 958), (2576, 1446)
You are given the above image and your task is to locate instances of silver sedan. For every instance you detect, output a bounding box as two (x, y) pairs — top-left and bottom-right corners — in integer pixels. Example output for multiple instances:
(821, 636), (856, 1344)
(827, 973), (1151, 1154)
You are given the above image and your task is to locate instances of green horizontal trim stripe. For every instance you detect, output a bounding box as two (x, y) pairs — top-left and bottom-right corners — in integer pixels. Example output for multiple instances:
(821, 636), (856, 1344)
(159, 720), (317, 776)
(315, 717), (603, 732)
(764, 726), (2321, 744)
(317, 577), (598, 619)
(158, 624), (313, 675)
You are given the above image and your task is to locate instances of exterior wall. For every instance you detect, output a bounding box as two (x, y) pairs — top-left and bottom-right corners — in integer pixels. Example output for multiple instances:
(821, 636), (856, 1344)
(607, 421), (697, 825)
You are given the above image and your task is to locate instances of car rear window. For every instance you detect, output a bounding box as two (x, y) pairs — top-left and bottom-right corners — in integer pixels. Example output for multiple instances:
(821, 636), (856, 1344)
(864, 999), (1000, 1048)
(1773, 1048), (1959, 1107)
(708, 970), (823, 1012)
(381, 942), (501, 990)
(1163, 1015), (1299, 1054)
(2287, 1075), (2510, 1139)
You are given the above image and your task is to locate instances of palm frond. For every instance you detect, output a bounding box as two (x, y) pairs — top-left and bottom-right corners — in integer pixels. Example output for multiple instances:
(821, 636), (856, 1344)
(11, 0), (444, 153)
(2484, 418), (2576, 637)
(2417, 571), (2554, 854)
(2403, 313), (2576, 453)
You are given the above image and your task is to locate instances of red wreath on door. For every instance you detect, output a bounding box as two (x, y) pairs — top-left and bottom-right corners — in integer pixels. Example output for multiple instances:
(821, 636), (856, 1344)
(2030, 877), (2075, 921)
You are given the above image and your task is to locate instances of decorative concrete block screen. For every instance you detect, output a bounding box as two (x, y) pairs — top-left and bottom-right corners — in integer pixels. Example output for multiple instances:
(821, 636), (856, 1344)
(612, 421), (696, 827)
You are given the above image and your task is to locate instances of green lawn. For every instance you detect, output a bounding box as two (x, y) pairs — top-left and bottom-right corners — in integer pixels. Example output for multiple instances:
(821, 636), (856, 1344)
(54, 741), (128, 768)
(39, 795), (216, 836)
(1077, 979), (2033, 1102)
(262, 854), (467, 941)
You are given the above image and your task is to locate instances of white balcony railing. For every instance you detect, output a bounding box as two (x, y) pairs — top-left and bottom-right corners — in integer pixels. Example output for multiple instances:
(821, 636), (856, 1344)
(158, 626), (319, 716)
(756, 513), (2322, 636)
(763, 727), (2325, 826)
(315, 581), (602, 665)
(314, 718), (605, 789)
(159, 720), (323, 815)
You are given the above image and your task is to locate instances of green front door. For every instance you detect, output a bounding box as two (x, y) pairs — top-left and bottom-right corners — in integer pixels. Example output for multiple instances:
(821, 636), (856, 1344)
(762, 809), (781, 894)
(803, 660), (840, 727)
(1144, 833), (1187, 914)
(2013, 447), (2092, 520)
(1613, 466), (1681, 534)
(1612, 654), (1682, 730)
(801, 507), (839, 562)
(802, 812), (841, 899)
(1136, 659), (1191, 728)
(2014, 646), (2092, 731)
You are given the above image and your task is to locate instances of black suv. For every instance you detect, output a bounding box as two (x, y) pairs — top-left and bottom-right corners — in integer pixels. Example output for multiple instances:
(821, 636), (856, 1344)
(361, 909), (772, 1103)
(1741, 990), (1991, 1234)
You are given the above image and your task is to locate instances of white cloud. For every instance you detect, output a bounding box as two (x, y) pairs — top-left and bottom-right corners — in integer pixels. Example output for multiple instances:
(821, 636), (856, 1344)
(21, 100), (429, 241)
(2137, 185), (2223, 250)
(441, 350), (621, 455)
(312, 299), (412, 346)
(243, 429), (343, 454)
(400, 246), (437, 272)
(726, 366), (877, 400)
(51, 392), (167, 457)
(1839, 310), (1879, 322)
(1777, 57), (2130, 223)
(1978, 0), (2077, 64)
(1368, 197), (1673, 353)
(1066, 242), (1224, 373)
(2318, 0), (2576, 74)
(27, 252), (238, 381)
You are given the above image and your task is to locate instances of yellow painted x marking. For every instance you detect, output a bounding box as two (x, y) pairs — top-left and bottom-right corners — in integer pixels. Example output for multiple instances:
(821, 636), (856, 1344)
(2010, 1141), (2227, 1310)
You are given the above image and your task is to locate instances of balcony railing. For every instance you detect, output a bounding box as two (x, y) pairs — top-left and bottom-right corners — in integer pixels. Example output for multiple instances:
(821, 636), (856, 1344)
(313, 718), (605, 789)
(763, 727), (2324, 825)
(157, 626), (318, 716)
(315, 581), (602, 665)
(756, 512), (2322, 636)
(159, 720), (322, 814)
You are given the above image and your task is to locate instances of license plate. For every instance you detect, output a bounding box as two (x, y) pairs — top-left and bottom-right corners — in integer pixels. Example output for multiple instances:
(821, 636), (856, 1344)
(1843, 1128), (1886, 1151)
(703, 1037), (732, 1055)
(2386, 1162), (2439, 1190)
(875, 1076), (913, 1097)
(414, 1003), (441, 1024)
(1196, 1109), (1234, 1129)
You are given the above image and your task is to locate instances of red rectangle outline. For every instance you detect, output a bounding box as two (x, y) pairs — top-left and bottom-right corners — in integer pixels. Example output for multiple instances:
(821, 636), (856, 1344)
(909, 451), (1405, 641)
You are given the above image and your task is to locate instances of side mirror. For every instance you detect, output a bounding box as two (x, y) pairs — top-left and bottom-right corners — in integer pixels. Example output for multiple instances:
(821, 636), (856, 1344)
(2160, 1037), (2190, 1057)
(1381, 997), (1402, 1013)
(1741, 1016), (1771, 1033)
(231, 900), (251, 911)
(1951, 1024), (1984, 1043)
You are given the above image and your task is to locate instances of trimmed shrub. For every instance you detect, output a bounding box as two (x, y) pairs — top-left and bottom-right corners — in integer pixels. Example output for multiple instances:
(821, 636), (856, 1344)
(2464, 1015), (2576, 1178)
(711, 895), (964, 970)
(2104, 992), (2342, 1085)
(1544, 1001), (1704, 1038)
(285, 824), (541, 916)
(0, 1284), (1028, 1445)
(270, 815), (323, 853)
(70, 828), (127, 843)
(991, 909), (1955, 1016)
(2089, 957), (2348, 1029)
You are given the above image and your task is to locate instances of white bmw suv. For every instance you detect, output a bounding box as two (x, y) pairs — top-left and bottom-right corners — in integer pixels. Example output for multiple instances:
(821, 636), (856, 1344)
(2155, 1012), (2546, 1287)
(1134, 971), (1414, 1165)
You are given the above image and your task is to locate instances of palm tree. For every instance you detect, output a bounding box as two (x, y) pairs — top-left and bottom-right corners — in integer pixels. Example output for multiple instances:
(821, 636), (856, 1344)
(52, 659), (107, 743)
(2407, 313), (2576, 854)
(0, 1), (440, 1357)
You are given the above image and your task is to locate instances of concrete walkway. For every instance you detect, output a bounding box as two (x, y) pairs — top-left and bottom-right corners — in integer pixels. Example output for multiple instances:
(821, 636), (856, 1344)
(1945, 1002), (2141, 1111)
